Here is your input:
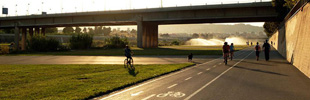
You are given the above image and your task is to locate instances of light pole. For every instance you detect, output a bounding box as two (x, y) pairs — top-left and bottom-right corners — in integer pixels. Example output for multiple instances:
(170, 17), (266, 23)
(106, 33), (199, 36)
(15, 4), (17, 16)
(41, 2), (44, 13)
(161, 0), (163, 8)
(27, 3), (30, 15)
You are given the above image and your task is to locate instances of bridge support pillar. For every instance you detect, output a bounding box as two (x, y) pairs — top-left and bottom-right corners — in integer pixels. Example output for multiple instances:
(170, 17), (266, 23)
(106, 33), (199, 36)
(42, 27), (46, 36)
(35, 27), (40, 35)
(137, 22), (158, 48)
(29, 28), (33, 37)
(14, 23), (20, 51)
(21, 28), (27, 51)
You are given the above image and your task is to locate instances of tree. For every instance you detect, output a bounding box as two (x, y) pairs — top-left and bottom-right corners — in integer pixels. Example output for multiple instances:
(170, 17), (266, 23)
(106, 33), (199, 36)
(284, 0), (298, 9)
(103, 27), (112, 36)
(45, 27), (58, 34)
(130, 29), (137, 34)
(63, 27), (74, 34)
(88, 28), (94, 34)
(75, 26), (82, 34)
(83, 27), (87, 33)
(272, 0), (289, 20)
(0, 28), (14, 34)
(192, 33), (199, 38)
(263, 22), (280, 37)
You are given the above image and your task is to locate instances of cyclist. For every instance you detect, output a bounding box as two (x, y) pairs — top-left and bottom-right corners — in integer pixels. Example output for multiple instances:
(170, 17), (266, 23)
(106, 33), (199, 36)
(255, 42), (261, 61)
(124, 45), (133, 64)
(222, 42), (230, 64)
(230, 43), (235, 60)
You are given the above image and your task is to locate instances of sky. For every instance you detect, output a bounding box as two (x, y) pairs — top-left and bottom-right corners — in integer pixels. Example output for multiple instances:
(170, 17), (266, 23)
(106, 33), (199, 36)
(0, 0), (271, 27)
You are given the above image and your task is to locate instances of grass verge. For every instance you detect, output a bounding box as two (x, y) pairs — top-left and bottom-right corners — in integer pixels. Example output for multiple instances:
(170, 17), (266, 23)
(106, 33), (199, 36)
(0, 63), (194, 99)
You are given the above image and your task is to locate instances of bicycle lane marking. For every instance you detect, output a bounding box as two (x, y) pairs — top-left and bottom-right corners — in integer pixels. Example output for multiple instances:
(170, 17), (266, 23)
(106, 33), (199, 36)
(185, 77), (192, 81)
(184, 51), (253, 100)
(98, 48), (250, 100)
(167, 84), (178, 89)
(141, 94), (156, 100)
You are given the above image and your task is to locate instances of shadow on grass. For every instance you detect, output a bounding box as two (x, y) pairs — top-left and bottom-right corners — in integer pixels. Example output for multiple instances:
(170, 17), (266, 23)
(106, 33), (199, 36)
(85, 64), (196, 100)
(127, 67), (139, 77)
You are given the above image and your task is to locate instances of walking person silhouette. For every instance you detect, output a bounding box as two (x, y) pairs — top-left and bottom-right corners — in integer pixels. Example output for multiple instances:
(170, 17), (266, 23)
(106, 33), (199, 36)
(263, 40), (271, 61)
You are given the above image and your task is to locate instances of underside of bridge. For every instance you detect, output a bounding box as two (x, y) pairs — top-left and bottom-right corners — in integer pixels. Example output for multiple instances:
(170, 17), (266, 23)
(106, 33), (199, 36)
(0, 2), (278, 49)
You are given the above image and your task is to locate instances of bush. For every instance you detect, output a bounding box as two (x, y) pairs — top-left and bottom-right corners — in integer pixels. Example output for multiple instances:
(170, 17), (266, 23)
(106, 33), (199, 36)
(171, 40), (180, 45)
(104, 36), (128, 48)
(69, 34), (93, 49)
(28, 35), (60, 52)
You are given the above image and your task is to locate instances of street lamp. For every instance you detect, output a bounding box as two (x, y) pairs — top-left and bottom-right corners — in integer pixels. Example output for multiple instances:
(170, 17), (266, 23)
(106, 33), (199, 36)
(15, 4), (17, 16)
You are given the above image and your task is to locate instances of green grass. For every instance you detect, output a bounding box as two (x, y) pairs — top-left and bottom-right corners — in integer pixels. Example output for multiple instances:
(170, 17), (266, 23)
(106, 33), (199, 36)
(0, 63), (194, 99)
(9, 45), (248, 56)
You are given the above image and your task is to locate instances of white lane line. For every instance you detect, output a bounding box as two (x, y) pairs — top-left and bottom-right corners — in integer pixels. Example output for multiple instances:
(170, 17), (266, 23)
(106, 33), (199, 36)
(184, 51), (253, 100)
(206, 68), (210, 71)
(99, 49), (249, 100)
(197, 72), (203, 75)
(167, 84), (178, 89)
(130, 91), (144, 96)
(213, 65), (217, 68)
(99, 59), (217, 100)
(141, 94), (156, 100)
(185, 77), (192, 80)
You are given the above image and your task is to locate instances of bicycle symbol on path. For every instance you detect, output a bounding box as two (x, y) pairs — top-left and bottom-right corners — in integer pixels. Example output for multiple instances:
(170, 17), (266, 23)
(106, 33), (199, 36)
(156, 91), (186, 98)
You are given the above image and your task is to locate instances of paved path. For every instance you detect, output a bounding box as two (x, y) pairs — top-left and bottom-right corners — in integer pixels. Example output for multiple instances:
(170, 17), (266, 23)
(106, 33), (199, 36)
(94, 47), (310, 100)
(0, 55), (219, 64)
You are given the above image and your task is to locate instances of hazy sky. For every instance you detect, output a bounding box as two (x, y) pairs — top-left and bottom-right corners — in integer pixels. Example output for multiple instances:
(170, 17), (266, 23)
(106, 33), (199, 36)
(0, 0), (271, 27)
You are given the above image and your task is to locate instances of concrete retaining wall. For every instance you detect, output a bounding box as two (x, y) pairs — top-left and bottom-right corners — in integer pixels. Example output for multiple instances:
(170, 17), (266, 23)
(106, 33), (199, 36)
(269, 2), (310, 78)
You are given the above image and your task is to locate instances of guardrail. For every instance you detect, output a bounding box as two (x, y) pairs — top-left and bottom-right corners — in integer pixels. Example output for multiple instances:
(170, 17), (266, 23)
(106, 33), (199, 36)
(284, 0), (310, 21)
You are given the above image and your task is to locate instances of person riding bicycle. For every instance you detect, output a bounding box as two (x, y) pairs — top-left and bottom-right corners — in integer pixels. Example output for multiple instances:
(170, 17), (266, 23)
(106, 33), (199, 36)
(124, 45), (133, 62)
(230, 43), (235, 60)
(222, 42), (230, 62)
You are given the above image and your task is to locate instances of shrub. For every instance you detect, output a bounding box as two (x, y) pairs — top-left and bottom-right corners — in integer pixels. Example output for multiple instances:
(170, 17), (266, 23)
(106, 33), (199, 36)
(171, 40), (180, 45)
(28, 35), (60, 52)
(69, 34), (93, 49)
(104, 36), (128, 48)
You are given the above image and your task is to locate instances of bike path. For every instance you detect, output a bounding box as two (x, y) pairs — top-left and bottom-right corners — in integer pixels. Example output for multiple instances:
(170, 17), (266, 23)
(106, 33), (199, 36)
(94, 48), (253, 100)
(94, 47), (310, 100)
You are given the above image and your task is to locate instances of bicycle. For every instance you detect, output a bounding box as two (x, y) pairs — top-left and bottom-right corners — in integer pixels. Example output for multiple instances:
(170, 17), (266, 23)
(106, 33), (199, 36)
(124, 57), (134, 68)
(156, 91), (185, 98)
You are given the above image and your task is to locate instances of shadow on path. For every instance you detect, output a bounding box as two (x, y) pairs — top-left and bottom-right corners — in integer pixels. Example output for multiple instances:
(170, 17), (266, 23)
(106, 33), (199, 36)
(234, 66), (288, 76)
(241, 60), (273, 66)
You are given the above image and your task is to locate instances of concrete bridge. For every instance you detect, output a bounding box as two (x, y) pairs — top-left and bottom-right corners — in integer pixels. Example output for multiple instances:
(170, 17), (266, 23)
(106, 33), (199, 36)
(0, 2), (278, 50)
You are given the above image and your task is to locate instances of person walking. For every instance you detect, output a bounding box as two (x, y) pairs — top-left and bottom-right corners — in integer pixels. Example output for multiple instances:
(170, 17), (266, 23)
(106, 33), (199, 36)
(255, 42), (261, 61)
(230, 43), (235, 60)
(263, 40), (271, 61)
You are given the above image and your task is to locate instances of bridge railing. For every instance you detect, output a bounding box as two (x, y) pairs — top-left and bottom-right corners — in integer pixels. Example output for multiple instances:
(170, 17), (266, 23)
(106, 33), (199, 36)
(284, 0), (310, 21)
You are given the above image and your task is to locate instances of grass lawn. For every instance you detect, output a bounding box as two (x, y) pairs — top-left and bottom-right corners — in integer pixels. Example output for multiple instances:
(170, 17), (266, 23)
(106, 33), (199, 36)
(10, 45), (248, 56)
(0, 63), (194, 99)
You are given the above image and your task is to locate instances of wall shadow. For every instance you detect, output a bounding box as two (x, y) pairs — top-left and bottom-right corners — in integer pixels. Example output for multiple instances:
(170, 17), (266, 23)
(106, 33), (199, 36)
(234, 66), (288, 76)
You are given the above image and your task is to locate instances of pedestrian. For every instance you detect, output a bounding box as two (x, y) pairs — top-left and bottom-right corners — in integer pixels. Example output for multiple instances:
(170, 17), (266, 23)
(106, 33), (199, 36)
(230, 43), (235, 60)
(263, 40), (271, 61)
(255, 42), (261, 61)
(251, 42), (253, 46)
(188, 53), (193, 62)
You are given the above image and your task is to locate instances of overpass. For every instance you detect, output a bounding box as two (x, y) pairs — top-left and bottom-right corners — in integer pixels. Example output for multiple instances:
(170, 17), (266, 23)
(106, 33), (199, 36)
(0, 2), (278, 49)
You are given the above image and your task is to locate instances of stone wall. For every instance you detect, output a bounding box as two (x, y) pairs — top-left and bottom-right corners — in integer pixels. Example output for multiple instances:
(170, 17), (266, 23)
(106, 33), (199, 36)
(269, 2), (310, 78)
